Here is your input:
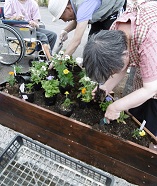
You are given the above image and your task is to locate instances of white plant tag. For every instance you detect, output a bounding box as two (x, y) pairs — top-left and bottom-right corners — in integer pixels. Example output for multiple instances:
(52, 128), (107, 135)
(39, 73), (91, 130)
(140, 120), (146, 131)
(20, 83), (25, 93)
(22, 95), (28, 100)
(14, 66), (16, 76)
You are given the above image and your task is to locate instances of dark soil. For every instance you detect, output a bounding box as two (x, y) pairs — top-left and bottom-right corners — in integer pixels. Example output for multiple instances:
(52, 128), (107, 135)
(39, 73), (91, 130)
(24, 87), (156, 148)
(1, 71), (156, 149)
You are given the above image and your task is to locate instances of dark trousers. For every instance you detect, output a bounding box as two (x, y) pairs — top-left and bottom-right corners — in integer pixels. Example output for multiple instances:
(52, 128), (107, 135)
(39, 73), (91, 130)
(129, 99), (157, 136)
(89, 0), (127, 36)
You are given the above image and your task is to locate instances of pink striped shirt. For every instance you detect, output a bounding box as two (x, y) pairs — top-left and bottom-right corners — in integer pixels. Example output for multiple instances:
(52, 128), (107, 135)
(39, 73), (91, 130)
(110, 1), (157, 97)
(4, 0), (41, 22)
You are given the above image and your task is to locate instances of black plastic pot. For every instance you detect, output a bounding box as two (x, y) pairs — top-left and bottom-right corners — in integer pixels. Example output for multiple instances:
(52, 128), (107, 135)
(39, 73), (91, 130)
(58, 104), (74, 117)
(15, 72), (31, 84)
(44, 94), (57, 106)
(33, 82), (42, 91)
(59, 85), (72, 95)
(20, 90), (35, 103)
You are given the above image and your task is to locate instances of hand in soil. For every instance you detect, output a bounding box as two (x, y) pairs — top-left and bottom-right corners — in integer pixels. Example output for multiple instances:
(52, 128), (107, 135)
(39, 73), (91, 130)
(94, 84), (106, 102)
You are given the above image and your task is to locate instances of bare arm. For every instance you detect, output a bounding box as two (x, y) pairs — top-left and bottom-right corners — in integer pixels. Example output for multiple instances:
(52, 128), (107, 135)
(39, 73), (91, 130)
(64, 20), (88, 56)
(64, 20), (77, 33)
(105, 79), (157, 120)
(99, 68), (127, 95)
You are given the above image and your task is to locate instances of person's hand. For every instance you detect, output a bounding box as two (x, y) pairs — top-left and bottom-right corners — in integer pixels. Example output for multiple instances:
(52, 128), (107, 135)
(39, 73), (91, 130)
(104, 103), (121, 123)
(92, 84), (108, 100)
(13, 15), (24, 20)
(60, 30), (68, 41)
(29, 20), (38, 28)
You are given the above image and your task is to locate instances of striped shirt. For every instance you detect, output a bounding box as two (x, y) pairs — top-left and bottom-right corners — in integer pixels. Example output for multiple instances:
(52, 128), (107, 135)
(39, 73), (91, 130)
(111, 0), (157, 98)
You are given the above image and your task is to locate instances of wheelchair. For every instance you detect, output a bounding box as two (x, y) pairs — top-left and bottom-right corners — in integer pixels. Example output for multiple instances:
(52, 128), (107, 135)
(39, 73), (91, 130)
(0, 7), (48, 65)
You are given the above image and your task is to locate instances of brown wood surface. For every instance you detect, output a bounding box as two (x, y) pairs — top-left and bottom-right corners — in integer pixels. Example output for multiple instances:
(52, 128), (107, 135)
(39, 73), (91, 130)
(0, 92), (157, 185)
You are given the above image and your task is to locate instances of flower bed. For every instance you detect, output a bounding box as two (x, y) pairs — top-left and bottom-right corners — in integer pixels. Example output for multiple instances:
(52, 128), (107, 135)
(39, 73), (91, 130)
(1, 52), (157, 185)
(0, 91), (157, 185)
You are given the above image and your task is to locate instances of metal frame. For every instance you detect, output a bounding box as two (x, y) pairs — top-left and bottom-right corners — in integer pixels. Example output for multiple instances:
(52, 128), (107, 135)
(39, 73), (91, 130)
(0, 135), (114, 186)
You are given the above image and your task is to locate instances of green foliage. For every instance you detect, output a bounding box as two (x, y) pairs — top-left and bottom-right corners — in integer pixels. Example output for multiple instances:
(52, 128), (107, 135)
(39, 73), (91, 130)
(41, 78), (60, 98)
(77, 76), (96, 103)
(62, 92), (73, 108)
(132, 129), (146, 139)
(99, 98), (129, 124)
(99, 96), (113, 112)
(7, 71), (16, 87)
(25, 83), (34, 93)
(52, 53), (74, 88)
(11, 64), (23, 74)
(30, 61), (48, 84)
(116, 111), (129, 124)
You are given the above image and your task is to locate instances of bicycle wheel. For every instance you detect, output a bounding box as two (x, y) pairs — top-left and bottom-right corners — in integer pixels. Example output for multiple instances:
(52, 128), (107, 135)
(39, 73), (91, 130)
(0, 24), (25, 65)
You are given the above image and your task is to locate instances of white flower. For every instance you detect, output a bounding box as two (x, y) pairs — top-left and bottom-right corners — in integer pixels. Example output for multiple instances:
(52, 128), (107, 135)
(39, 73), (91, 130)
(41, 66), (47, 71)
(64, 54), (70, 60)
(83, 76), (90, 81)
(58, 50), (64, 55)
(76, 57), (83, 67)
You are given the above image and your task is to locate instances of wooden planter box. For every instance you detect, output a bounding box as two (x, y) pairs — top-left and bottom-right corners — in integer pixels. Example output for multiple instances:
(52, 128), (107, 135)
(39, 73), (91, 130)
(0, 92), (157, 185)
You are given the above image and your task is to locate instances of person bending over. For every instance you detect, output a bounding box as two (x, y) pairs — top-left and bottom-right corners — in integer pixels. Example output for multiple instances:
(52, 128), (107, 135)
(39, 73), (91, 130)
(83, 1), (157, 136)
(48, 0), (127, 56)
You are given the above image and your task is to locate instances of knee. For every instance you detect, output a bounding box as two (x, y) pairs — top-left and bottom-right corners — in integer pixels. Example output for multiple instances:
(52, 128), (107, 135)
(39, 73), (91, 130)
(51, 32), (57, 41)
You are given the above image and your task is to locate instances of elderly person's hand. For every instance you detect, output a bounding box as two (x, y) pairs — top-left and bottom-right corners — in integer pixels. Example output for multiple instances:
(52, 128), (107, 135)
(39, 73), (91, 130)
(29, 20), (39, 28)
(92, 83), (109, 100)
(60, 30), (68, 41)
(105, 103), (121, 123)
(12, 15), (24, 20)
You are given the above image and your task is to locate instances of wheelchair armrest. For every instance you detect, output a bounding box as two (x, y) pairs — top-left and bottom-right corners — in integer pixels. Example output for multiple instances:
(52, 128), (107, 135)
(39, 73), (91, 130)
(2, 19), (29, 26)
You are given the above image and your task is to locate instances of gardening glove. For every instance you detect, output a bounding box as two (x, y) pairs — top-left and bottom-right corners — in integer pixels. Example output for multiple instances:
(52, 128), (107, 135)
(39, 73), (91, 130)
(60, 30), (68, 41)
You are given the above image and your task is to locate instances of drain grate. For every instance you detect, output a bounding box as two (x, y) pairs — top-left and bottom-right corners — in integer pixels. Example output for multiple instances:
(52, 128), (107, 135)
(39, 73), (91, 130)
(0, 135), (114, 186)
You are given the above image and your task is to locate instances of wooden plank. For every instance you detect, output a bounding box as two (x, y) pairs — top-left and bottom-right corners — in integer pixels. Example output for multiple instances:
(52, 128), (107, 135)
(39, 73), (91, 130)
(0, 110), (157, 186)
(0, 92), (157, 185)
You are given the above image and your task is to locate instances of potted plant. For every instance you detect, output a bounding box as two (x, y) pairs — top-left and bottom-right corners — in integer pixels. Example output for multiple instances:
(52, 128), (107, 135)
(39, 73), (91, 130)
(19, 82), (35, 103)
(41, 75), (60, 106)
(77, 75), (96, 108)
(12, 64), (31, 84)
(30, 61), (49, 90)
(5, 71), (19, 96)
(58, 91), (74, 117)
(52, 53), (74, 94)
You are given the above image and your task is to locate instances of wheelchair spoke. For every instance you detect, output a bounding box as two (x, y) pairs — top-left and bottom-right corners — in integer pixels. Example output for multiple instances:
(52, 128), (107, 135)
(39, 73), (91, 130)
(0, 24), (25, 65)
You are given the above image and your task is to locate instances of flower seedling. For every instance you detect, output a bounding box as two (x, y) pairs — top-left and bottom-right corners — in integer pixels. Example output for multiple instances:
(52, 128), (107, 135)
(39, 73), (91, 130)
(7, 71), (16, 87)
(61, 91), (73, 110)
(99, 96), (113, 112)
(12, 64), (23, 75)
(41, 76), (60, 98)
(25, 83), (34, 93)
(132, 120), (146, 139)
(52, 54), (74, 88)
(116, 111), (129, 124)
(30, 61), (48, 84)
(77, 76), (96, 103)
(99, 96), (129, 125)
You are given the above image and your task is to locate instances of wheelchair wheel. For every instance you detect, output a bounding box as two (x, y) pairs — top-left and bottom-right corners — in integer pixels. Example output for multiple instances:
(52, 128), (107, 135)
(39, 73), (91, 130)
(0, 24), (25, 65)
(24, 41), (36, 55)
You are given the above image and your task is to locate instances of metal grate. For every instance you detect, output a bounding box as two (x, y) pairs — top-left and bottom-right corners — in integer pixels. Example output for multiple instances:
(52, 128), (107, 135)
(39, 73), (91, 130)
(0, 135), (114, 186)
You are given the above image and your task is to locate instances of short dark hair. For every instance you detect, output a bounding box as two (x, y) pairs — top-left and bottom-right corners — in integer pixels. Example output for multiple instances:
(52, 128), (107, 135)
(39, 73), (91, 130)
(83, 30), (127, 83)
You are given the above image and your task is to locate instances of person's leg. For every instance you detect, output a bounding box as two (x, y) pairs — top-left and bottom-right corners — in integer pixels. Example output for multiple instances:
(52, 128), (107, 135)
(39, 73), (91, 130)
(129, 99), (157, 136)
(37, 28), (57, 52)
(36, 31), (52, 60)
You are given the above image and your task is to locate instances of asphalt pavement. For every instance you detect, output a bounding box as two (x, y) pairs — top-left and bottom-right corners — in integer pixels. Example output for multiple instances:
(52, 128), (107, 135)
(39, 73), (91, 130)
(0, 6), (90, 84)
